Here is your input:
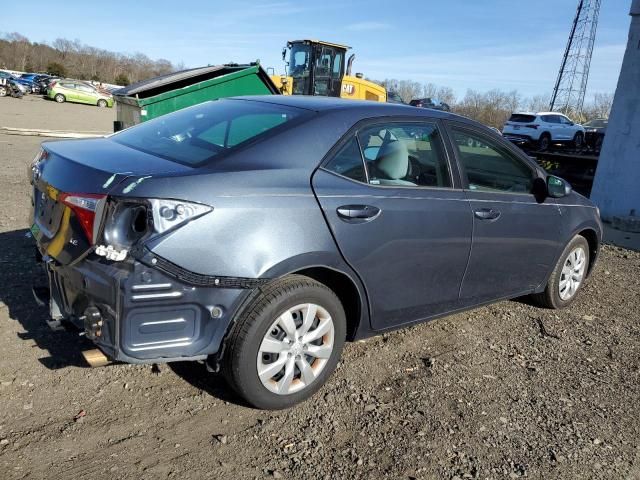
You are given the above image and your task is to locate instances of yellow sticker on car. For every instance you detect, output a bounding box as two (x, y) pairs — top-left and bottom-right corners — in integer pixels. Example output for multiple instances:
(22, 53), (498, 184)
(46, 185), (59, 200)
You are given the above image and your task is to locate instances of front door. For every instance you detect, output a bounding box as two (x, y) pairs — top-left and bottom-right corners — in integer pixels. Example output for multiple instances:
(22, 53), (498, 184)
(446, 123), (563, 303)
(313, 45), (344, 98)
(312, 120), (473, 330)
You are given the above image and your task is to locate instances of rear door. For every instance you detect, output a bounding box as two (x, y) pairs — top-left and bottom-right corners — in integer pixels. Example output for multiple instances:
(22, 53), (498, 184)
(75, 84), (96, 104)
(60, 82), (78, 101)
(312, 119), (473, 330)
(446, 122), (563, 302)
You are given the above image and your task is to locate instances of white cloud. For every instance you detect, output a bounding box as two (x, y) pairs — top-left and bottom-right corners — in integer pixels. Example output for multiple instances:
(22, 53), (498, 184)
(346, 21), (391, 32)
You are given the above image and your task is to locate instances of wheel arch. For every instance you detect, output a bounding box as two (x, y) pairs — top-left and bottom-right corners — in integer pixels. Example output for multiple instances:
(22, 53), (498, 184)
(534, 221), (601, 294)
(577, 227), (599, 277)
(291, 266), (364, 341)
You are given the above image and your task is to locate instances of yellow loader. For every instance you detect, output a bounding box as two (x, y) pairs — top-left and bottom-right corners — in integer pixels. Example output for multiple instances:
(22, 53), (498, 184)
(270, 39), (386, 102)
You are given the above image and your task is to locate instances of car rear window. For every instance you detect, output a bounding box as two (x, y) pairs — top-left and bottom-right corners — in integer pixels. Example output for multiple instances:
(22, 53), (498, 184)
(508, 114), (537, 123)
(112, 99), (309, 166)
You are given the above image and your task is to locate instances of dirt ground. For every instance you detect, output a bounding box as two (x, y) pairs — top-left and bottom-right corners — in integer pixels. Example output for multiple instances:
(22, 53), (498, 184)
(0, 96), (639, 480)
(0, 94), (115, 132)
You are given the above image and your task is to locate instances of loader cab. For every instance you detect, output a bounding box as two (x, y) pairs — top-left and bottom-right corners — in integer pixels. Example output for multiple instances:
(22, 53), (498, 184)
(285, 40), (348, 97)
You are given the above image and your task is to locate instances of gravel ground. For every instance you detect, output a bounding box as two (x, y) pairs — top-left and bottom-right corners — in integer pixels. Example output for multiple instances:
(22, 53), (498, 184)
(0, 94), (114, 132)
(0, 99), (639, 480)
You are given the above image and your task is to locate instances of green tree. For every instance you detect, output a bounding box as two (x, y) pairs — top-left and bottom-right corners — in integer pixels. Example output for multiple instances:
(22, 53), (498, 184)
(46, 62), (66, 77)
(114, 73), (130, 86)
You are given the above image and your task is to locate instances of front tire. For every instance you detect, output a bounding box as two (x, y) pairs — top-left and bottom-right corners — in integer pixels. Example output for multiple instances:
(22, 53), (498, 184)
(54, 93), (65, 103)
(0, 86), (6, 97)
(532, 235), (589, 309)
(223, 275), (346, 410)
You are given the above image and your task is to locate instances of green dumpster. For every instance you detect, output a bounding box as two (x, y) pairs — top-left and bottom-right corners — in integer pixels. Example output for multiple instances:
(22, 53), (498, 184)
(113, 63), (279, 131)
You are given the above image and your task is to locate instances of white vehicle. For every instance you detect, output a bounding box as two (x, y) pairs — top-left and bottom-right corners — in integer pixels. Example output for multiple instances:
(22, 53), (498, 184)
(502, 112), (585, 151)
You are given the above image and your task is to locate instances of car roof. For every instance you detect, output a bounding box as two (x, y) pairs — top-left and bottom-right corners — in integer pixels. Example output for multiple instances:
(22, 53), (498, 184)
(230, 95), (461, 120)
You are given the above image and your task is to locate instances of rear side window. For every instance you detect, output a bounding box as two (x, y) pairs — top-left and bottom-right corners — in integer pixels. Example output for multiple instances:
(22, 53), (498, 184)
(541, 115), (560, 123)
(508, 114), (537, 123)
(113, 100), (308, 166)
(451, 127), (533, 194)
(324, 122), (452, 188)
(324, 137), (367, 183)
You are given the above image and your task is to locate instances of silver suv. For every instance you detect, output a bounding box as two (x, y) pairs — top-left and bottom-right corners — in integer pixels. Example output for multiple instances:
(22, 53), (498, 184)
(502, 112), (585, 151)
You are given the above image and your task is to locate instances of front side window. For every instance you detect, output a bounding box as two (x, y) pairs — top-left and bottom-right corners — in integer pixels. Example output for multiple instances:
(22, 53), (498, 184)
(451, 127), (533, 193)
(324, 122), (452, 188)
(289, 43), (311, 76)
(113, 99), (307, 166)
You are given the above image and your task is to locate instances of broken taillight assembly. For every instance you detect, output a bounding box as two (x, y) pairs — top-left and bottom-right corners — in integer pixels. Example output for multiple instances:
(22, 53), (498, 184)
(59, 193), (106, 245)
(96, 198), (212, 262)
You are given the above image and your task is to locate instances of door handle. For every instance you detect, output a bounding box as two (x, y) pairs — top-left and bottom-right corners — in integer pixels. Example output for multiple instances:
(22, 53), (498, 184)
(337, 205), (381, 222)
(474, 208), (501, 220)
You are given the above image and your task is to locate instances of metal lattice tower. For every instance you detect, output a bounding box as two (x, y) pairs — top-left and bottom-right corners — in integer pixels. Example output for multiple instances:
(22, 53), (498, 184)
(550, 0), (601, 116)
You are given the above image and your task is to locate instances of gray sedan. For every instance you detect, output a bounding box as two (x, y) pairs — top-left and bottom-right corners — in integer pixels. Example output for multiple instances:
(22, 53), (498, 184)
(30, 96), (602, 409)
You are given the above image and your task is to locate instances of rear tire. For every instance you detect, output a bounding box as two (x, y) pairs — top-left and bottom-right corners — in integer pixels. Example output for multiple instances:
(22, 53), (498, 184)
(573, 132), (584, 149)
(97, 99), (107, 108)
(538, 133), (551, 151)
(54, 94), (65, 103)
(223, 275), (346, 410)
(0, 86), (6, 97)
(532, 235), (590, 309)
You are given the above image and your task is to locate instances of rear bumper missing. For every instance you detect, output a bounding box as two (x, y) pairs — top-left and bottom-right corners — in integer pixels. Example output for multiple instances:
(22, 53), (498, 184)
(41, 252), (256, 364)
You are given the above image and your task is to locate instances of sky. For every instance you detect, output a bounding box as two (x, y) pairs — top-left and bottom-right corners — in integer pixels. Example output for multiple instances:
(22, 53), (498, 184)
(2, 0), (631, 100)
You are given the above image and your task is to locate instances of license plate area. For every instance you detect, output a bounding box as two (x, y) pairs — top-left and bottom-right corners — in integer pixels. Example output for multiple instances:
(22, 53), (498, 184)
(34, 187), (64, 238)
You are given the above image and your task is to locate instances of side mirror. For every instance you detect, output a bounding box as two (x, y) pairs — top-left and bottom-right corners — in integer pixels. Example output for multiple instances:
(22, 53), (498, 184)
(547, 175), (572, 198)
(281, 47), (287, 61)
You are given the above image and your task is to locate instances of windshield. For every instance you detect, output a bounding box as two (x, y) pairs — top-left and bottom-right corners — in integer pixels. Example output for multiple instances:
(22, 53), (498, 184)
(113, 99), (308, 166)
(584, 119), (607, 128)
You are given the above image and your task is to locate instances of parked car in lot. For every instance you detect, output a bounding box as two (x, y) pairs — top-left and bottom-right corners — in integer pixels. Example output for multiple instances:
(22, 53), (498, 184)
(0, 71), (30, 94)
(30, 96), (601, 409)
(20, 73), (51, 94)
(38, 75), (58, 94)
(47, 80), (114, 107)
(0, 77), (24, 98)
(410, 97), (451, 111)
(583, 118), (607, 153)
(502, 112), (585, 151)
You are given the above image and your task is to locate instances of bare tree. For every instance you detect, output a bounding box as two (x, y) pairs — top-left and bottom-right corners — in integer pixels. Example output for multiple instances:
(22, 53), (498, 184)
(0, 33), (181, 84)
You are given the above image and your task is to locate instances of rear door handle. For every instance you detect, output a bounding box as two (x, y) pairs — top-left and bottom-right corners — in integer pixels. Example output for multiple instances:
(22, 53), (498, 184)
(337, 205), (381, 222)
(474, 208), (501, 220)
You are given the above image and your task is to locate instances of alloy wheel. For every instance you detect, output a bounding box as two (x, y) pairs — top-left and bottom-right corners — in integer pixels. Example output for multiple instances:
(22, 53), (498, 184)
(257, 303), (335, 395)
(559, 246), (586, 300)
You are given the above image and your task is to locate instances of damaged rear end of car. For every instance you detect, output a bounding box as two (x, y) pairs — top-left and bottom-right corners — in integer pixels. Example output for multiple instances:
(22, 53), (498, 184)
(29, 140), (256, 365)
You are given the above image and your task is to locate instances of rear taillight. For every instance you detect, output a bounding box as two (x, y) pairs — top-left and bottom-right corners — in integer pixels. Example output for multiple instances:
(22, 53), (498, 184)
(49, 81), (57, 88)
(59, 193), (106, 245)
(524, 124), (539, 129)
